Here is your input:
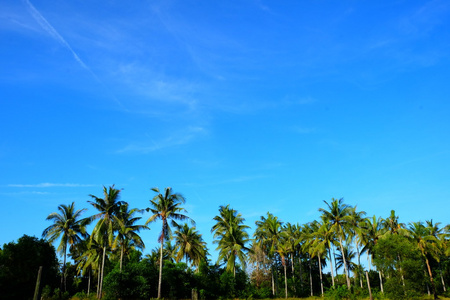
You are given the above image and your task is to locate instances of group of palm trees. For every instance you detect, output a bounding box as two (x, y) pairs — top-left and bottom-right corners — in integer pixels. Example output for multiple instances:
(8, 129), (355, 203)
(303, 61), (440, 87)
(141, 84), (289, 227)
(42, 186), (206, 299)
(249, 198), (450, 299)
(42, 186), (450, 299)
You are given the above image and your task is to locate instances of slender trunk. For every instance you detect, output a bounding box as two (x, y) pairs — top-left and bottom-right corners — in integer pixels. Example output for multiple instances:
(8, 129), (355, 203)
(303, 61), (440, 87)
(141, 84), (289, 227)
(367, 252), (371, 271)
(378, 271), (384, 294)
(318, 256), (323, 297)
(99, 246), (106, 299)
(425, 257), (437, 300)
(298, 255), (303, 290)
(283, 259), (288, 299)
(158, 238), (163, 299)
(334, 247), (338, 277)
(87, 270), (91, 296)
(271, 266), (275, 296)
(63, 246), (67, 293)
(61, 245), (67, 299)
(96, 264), (101, 298)
(338, 235), (351, 289)
(328, 246), (335, 287)
(441, 265), (447, 292)
(291, 253), (296, 294)
(309, 254), (313, 297)
(357, 242), (363, 288)
(120, 244), (124, 272)
(365, 271), (373, 300)
(33, 266), (43, 300)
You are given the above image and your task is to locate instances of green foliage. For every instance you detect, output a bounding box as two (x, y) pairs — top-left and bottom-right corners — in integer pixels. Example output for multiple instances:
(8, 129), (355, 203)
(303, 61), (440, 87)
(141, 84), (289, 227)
(0, 235), (59, 300)
(373, 234), (426, 299)
(324, 285), (354, 300)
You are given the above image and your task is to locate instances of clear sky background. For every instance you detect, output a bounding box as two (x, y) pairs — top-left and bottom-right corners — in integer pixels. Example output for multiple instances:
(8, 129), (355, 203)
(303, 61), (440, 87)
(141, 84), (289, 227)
(1, 0), (450, 264)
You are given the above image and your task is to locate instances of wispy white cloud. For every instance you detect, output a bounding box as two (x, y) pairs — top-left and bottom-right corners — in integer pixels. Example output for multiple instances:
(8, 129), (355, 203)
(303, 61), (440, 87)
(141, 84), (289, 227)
(117, 126), (207, 154)
(25, 0), (89, 70)
(8, 183), (96, 188)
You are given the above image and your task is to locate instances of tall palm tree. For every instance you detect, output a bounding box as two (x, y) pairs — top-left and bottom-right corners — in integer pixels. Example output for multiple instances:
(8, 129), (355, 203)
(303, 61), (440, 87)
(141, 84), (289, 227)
(254, 212), (283, 296)
(88, 185), (124, 299)
(408, 222), (440, 300)
(174, 224), (207, 270)
(319, 198), (353, 289)
(114, 203), (147, 272)
(277, 232), (291, 299)
(317, 217), (337, 287)
(349, 206), (366, 288)
(284, 222), (300, 294)
(312, 218), (337, 291)
(212, 205), (251, 277)
(145, 187), (193, 299)
(301, 222), (316, 297)
(42, 202), (90, 293)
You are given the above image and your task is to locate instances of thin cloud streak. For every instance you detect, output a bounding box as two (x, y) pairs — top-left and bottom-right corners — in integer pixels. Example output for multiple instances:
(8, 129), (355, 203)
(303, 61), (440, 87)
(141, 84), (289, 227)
(24, 0), (125, 109)
(25, 0), (88, 70)
(117, 126), (207, 154)
(8, 183), (96, 188)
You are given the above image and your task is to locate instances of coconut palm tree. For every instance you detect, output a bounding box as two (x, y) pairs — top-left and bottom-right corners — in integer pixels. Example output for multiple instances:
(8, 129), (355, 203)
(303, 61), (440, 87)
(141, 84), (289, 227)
(173, 223), (207, 270)
(114, 203), (147, 272)
(42, 202), (90, 293)
(88, 185), (124, 298)
(254, 212), (283, 296)
(408, 222), (440, 300)
(319, 198), (353, 289)
(349, 206), (366, 288)
(316, 217), (337, 287)
(212, 205), (250, 278)
(145, 187), (193, 299)
(277, 232), (291, 299)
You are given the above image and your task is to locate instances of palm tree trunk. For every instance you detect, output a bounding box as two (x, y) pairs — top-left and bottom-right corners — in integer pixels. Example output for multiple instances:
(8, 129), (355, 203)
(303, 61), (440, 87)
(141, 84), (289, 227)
(99, 245), (106, 299)
(271, 265), (275, 296)
(328, 247), (335, 287)
(378, 271), (384, 294)
(365, 271), (373, 300)
(158, 238), (163, 299)
(338, 235), (351, 289)
(291, 253), (296, 295)
(97, 266), (101, 298)
(283, 261), (288, 299)
(441, 265), (447, 292)
(62, 245), (67, 294)
(318, 256), (323, 297)
(298, 256), (303, 290)
(309, 254), (313, 297)
(357, 242), (362, 288)
(425, 257), (437, 299)
(120, 244), (124, 272)
(334, 247), (338, 277)
(87, 270), (91, 296)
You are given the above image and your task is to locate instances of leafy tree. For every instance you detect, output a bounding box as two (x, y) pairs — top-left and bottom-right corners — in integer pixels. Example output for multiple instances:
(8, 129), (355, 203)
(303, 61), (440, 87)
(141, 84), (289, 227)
(408, 221), (440, 299)
(373, 234), (424, 299)
(42, 202), (90, 292)
(0, 235), (59, 299)
(145, 187), (193, 299)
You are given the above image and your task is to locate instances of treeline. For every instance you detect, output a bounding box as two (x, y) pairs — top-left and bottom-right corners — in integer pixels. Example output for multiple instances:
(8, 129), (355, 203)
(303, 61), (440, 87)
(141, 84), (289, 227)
(1, 185), (450, 300)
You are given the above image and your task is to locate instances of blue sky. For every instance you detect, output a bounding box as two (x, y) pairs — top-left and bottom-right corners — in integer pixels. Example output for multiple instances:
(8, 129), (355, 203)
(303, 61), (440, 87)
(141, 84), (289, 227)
(1, 0), (450, 264)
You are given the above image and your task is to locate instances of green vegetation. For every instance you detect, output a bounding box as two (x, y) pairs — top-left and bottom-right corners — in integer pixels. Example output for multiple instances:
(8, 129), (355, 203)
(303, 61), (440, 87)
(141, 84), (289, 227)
(1, 187), (450, 300)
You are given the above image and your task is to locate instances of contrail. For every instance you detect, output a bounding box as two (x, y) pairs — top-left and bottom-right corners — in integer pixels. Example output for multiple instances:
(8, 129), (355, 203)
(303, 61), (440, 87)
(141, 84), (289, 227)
(24, 0), (126, 109)
(25, 0), (89, 71)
